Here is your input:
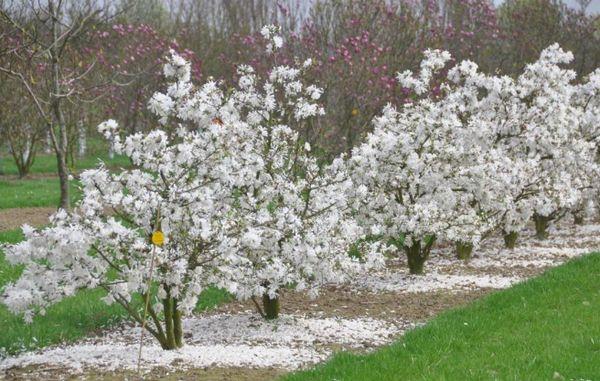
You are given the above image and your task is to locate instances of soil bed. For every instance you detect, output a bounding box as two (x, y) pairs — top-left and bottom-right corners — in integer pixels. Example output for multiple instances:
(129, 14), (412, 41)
(0, 207), (55, 231)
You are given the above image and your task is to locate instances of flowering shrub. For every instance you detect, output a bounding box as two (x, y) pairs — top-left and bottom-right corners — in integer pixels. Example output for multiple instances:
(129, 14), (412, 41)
(220, 61), (382, 320)
(2, 108), (251, 350)
(349, 49), (491, 274)
(1, 29), (382, 350)
(455, 44), (600, 241)
(148, 30), (384, 319)
(1, 51), (249, 349)
(571, 68), (600, 223)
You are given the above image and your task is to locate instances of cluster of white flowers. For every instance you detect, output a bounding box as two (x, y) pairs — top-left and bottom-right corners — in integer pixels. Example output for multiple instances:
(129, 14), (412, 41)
(350, 43), (600, 273)
(260, 25), (284, 54)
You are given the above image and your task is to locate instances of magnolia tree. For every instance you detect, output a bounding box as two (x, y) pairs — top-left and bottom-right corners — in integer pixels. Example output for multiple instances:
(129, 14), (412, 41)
(223, 63), (381, 320)
(470, 45), (599, 241)
(149, 27), (383, 319)
(2, 110), (254, 349)
(515, 46), (591, 239)
(349, 49), (492, 273)
(349, 44), (600, 272)
(1, 55), (255, 349)
(426, 46), (588, 246)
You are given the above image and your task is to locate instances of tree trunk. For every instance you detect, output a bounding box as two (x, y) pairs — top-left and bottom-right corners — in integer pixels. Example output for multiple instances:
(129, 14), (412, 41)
(404, 238), (435, 275)
(262, 292), (280, 320)
(503, 231), (518, 249)
(55, 148), (70, 210)
(163, 297), (175, 349)
(162, 296), (184, 350)
(77, 120), (86, 158)
(534, 214), (550, 240)
(455, 241), (473, 260)
(573, 211), (585, 225)
(49, 6), (70, 210)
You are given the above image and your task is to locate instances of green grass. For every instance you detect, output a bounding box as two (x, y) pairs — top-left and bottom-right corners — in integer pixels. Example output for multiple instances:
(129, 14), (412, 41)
(0, 151), (131, 209)
(0, 229), (231, 356)
(0, 178), (81, 209)
(0, 151), (131, 176)
(284, 253), (600, 381)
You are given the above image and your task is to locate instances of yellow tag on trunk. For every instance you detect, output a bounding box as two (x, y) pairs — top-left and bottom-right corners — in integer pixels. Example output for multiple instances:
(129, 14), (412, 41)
(151, 231), (164, 246)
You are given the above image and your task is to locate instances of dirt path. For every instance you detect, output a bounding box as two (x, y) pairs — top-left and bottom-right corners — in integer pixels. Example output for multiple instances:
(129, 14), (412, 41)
(0, 207), (55, 231)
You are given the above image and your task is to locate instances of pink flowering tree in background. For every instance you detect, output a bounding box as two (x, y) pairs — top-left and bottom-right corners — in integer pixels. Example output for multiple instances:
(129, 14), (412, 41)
(87, 23), (202, 136)
(208, 0), (504, 157)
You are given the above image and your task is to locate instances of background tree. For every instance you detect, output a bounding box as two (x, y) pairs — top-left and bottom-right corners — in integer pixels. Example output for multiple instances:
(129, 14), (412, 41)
(0, 1), (124, 208)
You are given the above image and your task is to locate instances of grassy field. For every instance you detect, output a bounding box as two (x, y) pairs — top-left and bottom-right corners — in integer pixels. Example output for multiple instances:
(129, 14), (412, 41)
(0, 152), (131, 209)
(284, 253), (600, 381)
(0, 178), (81, 209)
(0, 227), (231, 356)
(0, 151), (130, 177)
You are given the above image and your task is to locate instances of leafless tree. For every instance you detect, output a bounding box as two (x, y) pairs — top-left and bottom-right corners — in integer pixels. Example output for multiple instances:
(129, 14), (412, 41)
(0, 0), (132, 209)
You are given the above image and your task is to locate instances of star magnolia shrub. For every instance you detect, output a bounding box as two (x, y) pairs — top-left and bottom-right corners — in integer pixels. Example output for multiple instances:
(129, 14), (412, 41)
(222, 67), (380, 320)
(1, 112), (252, 349)
(148, 31), (384, 320)
(513, 45), (593, 239)
(349, 50), (492, 274)
(446, 44), (600, 242)
(571, 68), (600, 224)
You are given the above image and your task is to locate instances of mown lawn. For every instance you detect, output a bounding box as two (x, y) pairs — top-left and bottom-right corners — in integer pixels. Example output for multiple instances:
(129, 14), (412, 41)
(284, 253), (600, 381)
(0, 151), (131, 176)
(0, 229), (231, 356)
(0, 178), (81, 209)
(0, 152), (130, 209)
